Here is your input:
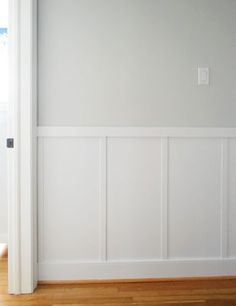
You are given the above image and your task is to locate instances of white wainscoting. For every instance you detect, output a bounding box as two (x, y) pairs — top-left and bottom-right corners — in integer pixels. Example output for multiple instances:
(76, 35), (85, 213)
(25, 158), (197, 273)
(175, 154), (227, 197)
(37, 127), (236, 280)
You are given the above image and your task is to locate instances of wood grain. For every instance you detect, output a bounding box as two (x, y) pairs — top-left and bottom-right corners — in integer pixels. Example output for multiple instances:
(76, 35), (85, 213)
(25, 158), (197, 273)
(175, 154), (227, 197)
(1, 253), (236, 305)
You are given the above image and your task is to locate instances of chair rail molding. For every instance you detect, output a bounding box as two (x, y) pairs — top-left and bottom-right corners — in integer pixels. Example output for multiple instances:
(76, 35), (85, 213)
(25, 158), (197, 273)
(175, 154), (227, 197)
(37, 126), (236, 138)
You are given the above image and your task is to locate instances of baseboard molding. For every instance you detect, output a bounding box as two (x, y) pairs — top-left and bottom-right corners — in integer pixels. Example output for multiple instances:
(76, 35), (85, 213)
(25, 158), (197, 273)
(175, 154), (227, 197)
(38, 259), (236, 281)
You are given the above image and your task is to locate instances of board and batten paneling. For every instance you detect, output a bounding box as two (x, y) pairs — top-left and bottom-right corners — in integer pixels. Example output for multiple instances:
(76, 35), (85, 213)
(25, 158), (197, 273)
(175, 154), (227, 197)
(37, 127), (236, 280)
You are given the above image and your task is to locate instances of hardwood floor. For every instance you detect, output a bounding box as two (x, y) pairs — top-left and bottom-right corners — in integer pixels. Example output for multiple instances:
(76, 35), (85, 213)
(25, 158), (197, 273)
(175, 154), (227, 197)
(1, 247), (236, 305)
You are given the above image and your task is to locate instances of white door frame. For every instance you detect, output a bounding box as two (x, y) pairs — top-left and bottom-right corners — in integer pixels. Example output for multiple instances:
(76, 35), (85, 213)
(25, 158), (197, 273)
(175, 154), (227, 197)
(8, 0), (37, 294)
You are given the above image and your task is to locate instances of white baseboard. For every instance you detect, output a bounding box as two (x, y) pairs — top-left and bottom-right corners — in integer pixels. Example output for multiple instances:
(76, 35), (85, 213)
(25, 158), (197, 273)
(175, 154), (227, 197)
(38, 259), (236, 281)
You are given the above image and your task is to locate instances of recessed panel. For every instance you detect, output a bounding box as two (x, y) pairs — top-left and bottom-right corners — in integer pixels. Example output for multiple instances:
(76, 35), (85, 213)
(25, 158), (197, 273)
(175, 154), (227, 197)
(107, 138), (162, 260)
(168, 138), (221, 258)
(38, 138), (100, 262)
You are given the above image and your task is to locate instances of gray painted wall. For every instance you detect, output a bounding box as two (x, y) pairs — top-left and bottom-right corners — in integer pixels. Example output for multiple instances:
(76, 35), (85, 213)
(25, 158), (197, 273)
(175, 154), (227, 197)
(38, 0), (236, 126)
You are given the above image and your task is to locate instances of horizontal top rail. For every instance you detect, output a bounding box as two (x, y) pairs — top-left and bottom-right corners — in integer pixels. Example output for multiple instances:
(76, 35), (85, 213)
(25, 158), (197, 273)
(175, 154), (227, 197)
(37, 127), (236, 138)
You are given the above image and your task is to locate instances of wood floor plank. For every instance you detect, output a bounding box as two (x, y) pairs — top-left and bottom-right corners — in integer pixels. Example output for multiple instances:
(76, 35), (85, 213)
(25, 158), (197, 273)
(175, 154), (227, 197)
(52, 304), (207, 306)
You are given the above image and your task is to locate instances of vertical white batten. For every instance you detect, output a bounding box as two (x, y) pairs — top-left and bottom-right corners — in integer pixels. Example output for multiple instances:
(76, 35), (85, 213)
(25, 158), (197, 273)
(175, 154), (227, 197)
(99, 137), (108, 261)
(161, 137), (168, 259)
(37, 138), (45, 264)
(220, 138), (229, 258)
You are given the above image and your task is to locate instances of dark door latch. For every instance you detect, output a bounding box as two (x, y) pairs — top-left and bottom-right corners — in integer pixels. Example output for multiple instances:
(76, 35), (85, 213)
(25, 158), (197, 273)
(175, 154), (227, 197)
(6, 138), (14, 148)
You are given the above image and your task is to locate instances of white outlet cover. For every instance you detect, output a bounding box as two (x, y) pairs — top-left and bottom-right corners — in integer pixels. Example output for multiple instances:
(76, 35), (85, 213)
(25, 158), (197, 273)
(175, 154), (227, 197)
(198, 67), (209, 85)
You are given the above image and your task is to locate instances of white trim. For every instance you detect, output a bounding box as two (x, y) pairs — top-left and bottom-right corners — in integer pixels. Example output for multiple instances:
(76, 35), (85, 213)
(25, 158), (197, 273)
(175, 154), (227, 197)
(32, 0), (38, 289)
(8, 0), (37, 294)
(37, 126), (236, 138)
(19, 0), (37, 293)
(220, 139), (228, 258)
(38, 132), (235, 281)
(37, 138), (45, 263)
(8, 0), (21, 294)
(99, 137), (108, 261)
(160, 137), (168, 259)
(38, 259), (236, 280)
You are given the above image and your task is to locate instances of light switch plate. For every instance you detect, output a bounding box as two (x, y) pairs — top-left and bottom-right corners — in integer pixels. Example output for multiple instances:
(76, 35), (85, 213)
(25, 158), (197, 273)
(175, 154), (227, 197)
(198, 67), (209, 85)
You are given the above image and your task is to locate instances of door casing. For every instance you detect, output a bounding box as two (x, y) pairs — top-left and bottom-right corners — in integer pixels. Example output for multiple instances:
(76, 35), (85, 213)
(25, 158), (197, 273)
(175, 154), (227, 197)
(8, 0), (37, 294)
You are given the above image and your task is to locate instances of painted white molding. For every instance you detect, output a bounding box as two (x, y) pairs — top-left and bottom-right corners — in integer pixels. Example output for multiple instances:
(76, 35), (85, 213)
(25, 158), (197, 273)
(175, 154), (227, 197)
(220, 139), (229, 258)
(19, 0), (37, 293)
(38, 259), (236, 280)
(37, 128), (236, 280)
(160, 137), (168, 259)
(8, 0), (37, 294)
(37, 138), (45, 266)
(37, 126), (236, 138)
(99, 137), (108, 261)
(8, 0), (21, 294)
